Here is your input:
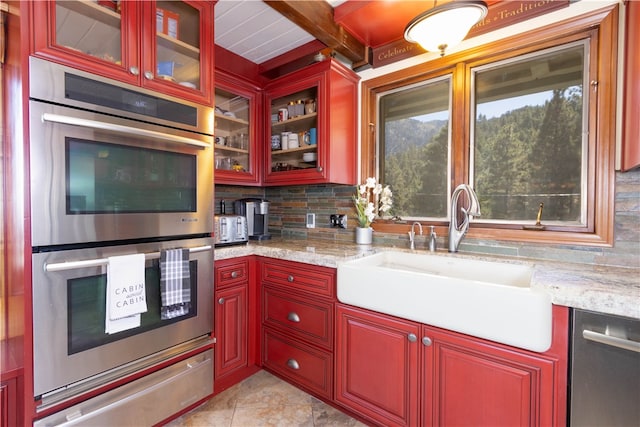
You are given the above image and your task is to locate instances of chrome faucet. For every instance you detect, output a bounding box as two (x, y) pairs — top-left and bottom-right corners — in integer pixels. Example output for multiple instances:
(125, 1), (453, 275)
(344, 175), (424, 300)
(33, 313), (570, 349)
(408, 222), (423, 250)
(448, 184), (481, 252)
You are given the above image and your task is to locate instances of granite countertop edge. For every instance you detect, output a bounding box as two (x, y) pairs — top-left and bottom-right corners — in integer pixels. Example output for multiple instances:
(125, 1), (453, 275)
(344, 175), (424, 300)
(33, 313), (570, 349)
(214, 238), (640, 320)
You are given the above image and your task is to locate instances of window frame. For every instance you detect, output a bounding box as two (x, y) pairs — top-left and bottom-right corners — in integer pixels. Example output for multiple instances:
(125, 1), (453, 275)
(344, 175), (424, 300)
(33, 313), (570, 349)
(360, 5), (617, 247)
(377, 73), (454, 222)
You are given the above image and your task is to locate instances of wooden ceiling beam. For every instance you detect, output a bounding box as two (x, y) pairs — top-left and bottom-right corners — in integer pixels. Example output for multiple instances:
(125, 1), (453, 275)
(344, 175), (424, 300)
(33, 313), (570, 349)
(263, 0), (369, 68)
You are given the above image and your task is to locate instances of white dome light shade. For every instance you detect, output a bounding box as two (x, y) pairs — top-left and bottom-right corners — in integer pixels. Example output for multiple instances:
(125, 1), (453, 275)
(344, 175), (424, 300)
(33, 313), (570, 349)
(404, 1), (488, 56)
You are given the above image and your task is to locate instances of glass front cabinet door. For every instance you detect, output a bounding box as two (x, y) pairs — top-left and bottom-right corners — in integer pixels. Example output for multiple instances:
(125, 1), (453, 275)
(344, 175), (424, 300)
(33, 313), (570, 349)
(31, 0), (213, 105)
(264, 59), (359, 186)
(214, 72), (261, 185)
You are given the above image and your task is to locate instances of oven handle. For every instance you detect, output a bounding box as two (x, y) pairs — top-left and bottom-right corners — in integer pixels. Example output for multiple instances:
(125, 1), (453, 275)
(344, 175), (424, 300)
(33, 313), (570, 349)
(41, 113), (211, 149)
(44, 245), (212, 272)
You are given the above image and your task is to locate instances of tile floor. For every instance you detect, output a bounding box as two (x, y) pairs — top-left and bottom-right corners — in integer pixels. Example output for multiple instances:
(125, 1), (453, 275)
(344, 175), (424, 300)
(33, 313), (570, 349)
(164, 370), (368, 427)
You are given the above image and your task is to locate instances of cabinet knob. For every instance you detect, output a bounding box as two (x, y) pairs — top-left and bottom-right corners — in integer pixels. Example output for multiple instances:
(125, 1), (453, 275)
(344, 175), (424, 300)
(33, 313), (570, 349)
(287, 275), (294, 282)
(287, 312), (300, 323)
(218, 297), (225, 305)
(231, 271), (238, 279)
(129, 66), (139, 76)
(143, 71), (154, 80)
(316, 166), (323, 172)
(286, 358), (300, 370)
(422, 336), (432, 346)
(408, 333), (417, 343)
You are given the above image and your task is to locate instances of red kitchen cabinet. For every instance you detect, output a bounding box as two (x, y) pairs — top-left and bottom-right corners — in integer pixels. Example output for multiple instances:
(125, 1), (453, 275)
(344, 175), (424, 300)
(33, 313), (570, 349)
(336, 304), (569, 427)
(0, 376), (21, 427)
(214, 258), (259, 393)
(422, 325), (560, 426)
(335, 304), (420, 427)
(0, 381), (10, 427)
(215, 285), (248, 379)
(30, 0), (213, 105)
(214, 70), (262, 185)
(263, 59), (359, 186)
(260, 258), (336, 400)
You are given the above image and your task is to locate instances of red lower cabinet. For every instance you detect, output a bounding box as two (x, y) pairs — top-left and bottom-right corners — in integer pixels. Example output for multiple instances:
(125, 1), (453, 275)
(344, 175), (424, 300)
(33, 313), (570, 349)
(423, 325), (558, 426)
(215, 284), (248, 378)
(335, 304), (420, 427)
(259, 258), (337, 400)
(214, 257), (259, 393)
(335, 303), (568, 427)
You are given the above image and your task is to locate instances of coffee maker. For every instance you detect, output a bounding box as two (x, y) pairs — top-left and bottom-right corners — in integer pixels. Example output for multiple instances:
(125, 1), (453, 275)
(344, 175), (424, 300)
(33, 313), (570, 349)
(234, 198), (271, 240)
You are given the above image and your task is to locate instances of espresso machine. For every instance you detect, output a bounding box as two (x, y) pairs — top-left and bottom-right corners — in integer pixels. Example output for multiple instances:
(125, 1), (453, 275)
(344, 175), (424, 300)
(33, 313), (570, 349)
(234, 198), (271, 240)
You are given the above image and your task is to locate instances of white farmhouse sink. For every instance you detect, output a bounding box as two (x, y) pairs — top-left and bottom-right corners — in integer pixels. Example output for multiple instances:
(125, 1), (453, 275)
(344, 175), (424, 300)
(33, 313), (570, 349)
(337, 251), (552, 352)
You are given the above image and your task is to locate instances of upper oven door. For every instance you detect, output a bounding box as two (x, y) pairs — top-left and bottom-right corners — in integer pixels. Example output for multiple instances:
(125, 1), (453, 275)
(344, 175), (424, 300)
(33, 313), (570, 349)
(29, 100), (213, 247)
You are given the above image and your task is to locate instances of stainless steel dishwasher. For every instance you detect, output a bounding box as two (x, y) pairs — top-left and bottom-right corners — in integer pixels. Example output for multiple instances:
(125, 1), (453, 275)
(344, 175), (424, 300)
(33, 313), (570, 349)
(570, 309), (640, 426)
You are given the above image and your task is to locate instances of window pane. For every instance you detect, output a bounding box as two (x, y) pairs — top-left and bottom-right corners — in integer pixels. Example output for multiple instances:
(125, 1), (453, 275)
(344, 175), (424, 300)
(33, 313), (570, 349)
(380, 77), (451, 219)
(472, 43), (587, 225)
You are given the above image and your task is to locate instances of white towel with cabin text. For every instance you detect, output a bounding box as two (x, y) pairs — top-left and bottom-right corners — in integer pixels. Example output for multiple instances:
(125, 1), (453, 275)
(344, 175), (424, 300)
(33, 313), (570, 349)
(105, 253), (147, 334)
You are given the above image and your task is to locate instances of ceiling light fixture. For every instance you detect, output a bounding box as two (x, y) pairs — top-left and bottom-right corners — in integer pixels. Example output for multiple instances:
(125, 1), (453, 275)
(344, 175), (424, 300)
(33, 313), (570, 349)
(404, 0), (488, 57)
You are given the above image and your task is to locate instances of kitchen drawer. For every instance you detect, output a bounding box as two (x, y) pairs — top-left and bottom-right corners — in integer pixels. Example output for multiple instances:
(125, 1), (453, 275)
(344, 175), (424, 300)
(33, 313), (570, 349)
(263, 329), (333, 400)
(262, 285), (334, 350)
(216, 258), (249, 289)
(259, 258), (335, 298)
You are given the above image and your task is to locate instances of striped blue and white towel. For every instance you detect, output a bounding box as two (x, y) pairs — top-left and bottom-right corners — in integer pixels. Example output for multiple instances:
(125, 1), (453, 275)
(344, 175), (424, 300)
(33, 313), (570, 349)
(160, 248), (191, 320)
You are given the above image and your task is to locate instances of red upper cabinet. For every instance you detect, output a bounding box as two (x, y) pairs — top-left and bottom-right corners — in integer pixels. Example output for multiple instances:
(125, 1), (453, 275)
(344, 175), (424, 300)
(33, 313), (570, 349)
(263, 59), (359, 186)
(214, 70), (262, 186)
(30, 0), (213, 105)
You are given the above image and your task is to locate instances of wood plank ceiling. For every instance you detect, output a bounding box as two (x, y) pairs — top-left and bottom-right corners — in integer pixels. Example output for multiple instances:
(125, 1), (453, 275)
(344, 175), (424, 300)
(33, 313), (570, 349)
(214, 0), (440, 73)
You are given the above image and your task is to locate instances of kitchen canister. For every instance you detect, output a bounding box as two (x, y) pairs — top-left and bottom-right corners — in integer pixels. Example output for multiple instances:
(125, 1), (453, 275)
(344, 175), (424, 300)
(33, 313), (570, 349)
(271, 134), (281, 150)
(305, 99), (316, 114)
(281, 132), (290, 150)
(288, 133), (299, 148)
(309, 127), (317, 145)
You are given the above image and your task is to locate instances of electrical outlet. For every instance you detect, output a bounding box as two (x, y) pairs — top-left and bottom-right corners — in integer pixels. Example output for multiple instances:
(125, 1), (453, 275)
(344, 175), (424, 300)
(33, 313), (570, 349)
(330, 214), (347, 229)
(306, 213), (316, 228)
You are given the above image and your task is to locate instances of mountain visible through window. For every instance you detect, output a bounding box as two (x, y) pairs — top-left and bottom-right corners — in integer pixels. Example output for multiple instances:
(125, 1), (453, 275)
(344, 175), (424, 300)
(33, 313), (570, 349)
(472, 43), (587, 226)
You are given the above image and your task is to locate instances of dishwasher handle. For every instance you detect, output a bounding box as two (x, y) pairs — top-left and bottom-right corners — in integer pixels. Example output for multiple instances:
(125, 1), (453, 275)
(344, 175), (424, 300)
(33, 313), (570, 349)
(583, 329), (640, 353)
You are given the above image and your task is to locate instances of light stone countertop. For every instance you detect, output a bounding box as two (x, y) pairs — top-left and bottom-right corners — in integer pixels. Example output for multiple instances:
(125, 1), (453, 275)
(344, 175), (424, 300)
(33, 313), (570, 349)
(215, 238), (640, 320)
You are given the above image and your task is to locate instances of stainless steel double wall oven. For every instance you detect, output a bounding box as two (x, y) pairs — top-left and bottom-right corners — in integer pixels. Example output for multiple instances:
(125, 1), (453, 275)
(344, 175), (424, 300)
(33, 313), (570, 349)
(29, 57), (215, 424)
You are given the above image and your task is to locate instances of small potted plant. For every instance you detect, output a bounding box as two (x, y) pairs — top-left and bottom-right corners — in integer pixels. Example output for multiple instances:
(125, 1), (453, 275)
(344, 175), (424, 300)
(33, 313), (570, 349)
(353, 177), (393, 244)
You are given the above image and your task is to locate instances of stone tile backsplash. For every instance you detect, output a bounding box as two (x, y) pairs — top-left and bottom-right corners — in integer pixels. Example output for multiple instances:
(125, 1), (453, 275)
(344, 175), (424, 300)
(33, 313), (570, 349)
(215, 169), (640, 268)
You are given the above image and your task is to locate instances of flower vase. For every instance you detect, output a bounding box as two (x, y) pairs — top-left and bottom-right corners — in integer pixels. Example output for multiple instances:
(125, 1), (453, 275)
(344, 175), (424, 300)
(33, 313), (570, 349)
(355, 227), (373, 245)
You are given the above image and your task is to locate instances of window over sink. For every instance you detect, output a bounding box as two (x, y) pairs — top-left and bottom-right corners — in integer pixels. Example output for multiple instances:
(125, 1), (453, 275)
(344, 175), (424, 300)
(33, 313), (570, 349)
(362, 6), (618, 246)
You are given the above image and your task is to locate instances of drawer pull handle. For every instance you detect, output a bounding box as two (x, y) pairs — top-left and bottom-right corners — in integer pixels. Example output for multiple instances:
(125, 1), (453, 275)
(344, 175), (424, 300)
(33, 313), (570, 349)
(408, 333), (417, 343)
(231, 271), (238, 279)
(287, 312), (301, 323)
(287, 359), (300, 370)
(218, 298), (225, 305)
(287, 275), (294, 282)
(422, 336), (432, 346)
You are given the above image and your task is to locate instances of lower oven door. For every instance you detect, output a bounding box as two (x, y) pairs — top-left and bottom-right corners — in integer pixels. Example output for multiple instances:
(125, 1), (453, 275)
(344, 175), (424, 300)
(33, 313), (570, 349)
(31, 237), (213, 402)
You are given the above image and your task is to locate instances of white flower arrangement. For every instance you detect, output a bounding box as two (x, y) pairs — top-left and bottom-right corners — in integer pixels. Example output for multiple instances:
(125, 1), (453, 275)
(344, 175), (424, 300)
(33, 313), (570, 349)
(353, 177), (393, 228)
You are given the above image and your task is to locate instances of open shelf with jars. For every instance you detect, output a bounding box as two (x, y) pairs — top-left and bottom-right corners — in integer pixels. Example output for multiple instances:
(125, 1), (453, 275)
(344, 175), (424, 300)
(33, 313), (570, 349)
(268, 88), (318, 173)
(264, 59), (358, 185)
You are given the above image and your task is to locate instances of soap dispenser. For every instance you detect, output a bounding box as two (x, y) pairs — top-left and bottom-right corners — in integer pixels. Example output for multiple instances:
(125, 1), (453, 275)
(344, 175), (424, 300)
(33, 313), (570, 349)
(428, 226), (437, 252)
